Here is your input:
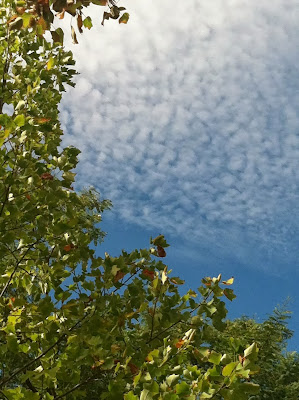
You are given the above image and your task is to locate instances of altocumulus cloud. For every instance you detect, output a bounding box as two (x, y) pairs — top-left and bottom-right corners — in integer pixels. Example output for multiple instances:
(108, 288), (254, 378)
(59, 0), (299, 271)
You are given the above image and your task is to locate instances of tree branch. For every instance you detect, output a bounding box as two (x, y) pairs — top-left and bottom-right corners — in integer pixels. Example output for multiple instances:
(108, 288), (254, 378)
(54, 376), (96, 399)
(0, 311), (90, 388)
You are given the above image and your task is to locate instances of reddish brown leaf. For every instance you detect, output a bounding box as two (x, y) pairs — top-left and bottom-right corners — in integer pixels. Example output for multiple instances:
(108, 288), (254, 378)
(77, 14), (83, 33)
(157, 245), (166, 257)
(16, 7), (26, 14)
(40, 172), (53, 180)
(57, 10), (65, 19)
(175, 339), (185, 349)
(25, 194), (31, 200)
(29, 17), (36, 28)
(142, 269), (155, 280)
(63, 244), (74, 252)
(239, 355), (246, 365)
(128, 362), (139, 375)
(37, 16), (47, 32)
(114, 270), (125, 282)
(35, 117), (51, 124)
(148, 307), (154, 316)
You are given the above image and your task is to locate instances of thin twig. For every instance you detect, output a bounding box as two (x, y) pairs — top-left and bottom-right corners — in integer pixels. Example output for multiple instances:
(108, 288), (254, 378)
(54, 376), (96, 399)
(150, 282), (162, 340)
(0, 244), (37, 297)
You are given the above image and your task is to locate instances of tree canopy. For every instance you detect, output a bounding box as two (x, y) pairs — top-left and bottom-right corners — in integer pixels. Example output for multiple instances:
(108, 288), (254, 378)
(208, 306), (299, 399)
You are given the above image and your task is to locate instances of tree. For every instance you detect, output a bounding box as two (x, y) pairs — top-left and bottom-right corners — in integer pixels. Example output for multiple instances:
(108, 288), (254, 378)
(0, 2), (260, 399)
(5, 0), (130, 46)
(207, 307), (299, 399)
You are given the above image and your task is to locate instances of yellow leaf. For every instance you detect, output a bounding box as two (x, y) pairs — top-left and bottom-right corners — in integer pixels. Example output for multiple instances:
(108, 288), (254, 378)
(161, 269), (167, 284)
(47, 57), (55, 70)
(222, 277), (234, 285)
(175, 339), (185, 349)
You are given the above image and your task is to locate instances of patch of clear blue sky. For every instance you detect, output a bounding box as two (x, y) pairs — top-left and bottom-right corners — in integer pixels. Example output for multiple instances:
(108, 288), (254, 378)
(96, 212), (299, 352)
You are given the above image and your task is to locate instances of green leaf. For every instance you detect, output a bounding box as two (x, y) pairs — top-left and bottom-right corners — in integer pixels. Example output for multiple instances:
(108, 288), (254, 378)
(163, 394), (178, 400)
(125, 392), (138, 400)
(91, 0), (107, 5)
(244, 342), (259, 361)
(223, 288), (236, 301)
(200, 393), (213, 399)
(208, 351), (222, 365)
(21, 13), (32, 28)
(241, 382), (260, 394)
(83, 16), (93, 29)
(151, 234), (169, 248)
(51, 28), (64, 45)
(133, 371), (141, 388)
(140, 389), (153, 400)
(222, 362), (238, 377)
(166, 374), (180, 387)
(15, 100), (26, 111)
(14, 114), (25, 127)
(175, 381), (190, 395)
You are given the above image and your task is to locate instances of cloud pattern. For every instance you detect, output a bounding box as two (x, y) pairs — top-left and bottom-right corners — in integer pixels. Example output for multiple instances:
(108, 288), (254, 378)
(59, 0), (299, 271)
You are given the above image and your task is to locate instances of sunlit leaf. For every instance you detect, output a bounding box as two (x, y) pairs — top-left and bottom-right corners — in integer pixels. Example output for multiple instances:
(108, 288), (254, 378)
(47, 56), (55, 70)
(14, 114), (25, 127)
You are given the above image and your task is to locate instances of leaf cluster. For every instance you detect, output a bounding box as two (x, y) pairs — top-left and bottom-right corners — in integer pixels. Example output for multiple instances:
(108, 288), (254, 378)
(3, 0), (129, 45)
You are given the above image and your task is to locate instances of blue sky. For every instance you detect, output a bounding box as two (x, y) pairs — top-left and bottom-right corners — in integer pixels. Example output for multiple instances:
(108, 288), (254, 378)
(58, 0), (299, 350)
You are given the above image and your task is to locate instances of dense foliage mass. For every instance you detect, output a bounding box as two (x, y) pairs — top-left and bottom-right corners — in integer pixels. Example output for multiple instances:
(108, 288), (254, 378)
(0, 1), (297, 399)
(209, 307), (299, 399)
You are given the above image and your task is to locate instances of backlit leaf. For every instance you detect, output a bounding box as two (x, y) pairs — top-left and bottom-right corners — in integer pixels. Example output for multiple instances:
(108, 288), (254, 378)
(119, 12), (130, 24)
(71, 25), (78, 44)
(14, 114), (25, 127)
(47, 56), (55, 70)
(83, 16), (93, 29)
(222, 277), (234, 285)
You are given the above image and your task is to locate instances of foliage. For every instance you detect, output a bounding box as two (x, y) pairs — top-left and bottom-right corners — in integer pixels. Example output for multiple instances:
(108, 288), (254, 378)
(4, 0), (129, 45)
(0, 2), (261, 399)
(208, 307), (299, 399)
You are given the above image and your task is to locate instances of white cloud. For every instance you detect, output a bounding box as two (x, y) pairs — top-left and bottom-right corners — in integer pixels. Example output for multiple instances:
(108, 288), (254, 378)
(59, 0), (299, 271)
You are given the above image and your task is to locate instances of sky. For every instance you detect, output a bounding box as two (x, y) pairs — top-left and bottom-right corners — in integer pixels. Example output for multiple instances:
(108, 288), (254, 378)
(58, 0), (299, 350)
